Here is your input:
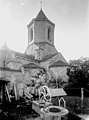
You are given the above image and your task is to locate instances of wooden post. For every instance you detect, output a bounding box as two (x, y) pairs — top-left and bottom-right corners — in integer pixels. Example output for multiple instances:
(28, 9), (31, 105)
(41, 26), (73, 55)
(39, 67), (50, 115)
(5, 85), (11, 102)
(81, 87), (84, 113)
(14, 83), (17, 100)
(56, 79), (58, 88)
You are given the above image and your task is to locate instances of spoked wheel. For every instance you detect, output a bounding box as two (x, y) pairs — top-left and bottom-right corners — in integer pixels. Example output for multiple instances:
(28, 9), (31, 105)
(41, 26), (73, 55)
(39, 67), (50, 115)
(39, 86), (51, 102)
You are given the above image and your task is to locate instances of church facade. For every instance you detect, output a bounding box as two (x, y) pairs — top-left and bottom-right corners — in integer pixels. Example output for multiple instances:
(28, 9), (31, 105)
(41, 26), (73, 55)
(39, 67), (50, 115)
(0, 9), (68, 92)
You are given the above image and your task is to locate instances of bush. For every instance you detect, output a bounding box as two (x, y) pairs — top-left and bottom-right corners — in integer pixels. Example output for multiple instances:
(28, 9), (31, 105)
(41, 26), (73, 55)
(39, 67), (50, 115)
(65, 96), (89, 114)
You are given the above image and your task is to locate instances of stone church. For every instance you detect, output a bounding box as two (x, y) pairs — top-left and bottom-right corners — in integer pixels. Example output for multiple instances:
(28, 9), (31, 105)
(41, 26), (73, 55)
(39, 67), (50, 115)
(0, 9), (68, 90)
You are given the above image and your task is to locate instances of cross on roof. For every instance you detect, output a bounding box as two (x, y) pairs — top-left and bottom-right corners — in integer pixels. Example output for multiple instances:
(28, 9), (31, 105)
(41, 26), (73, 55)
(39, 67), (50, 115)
(40, 0), (43, 9)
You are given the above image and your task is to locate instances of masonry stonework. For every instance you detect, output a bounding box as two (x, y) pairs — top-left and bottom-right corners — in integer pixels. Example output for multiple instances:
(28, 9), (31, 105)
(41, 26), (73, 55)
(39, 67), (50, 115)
(0, 9), (68, 92)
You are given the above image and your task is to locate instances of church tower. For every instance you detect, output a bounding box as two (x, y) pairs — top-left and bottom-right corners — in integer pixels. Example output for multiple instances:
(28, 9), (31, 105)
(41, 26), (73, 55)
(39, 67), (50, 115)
(27, 9), (55, 46)
(25, 9), (64, 62)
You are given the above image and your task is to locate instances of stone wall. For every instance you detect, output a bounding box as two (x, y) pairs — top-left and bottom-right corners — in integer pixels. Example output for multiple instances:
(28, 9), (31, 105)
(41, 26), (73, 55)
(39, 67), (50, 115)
(34, 21), (46, 43)
(0, 68), (22, 82)
(49, 66), (69, 82)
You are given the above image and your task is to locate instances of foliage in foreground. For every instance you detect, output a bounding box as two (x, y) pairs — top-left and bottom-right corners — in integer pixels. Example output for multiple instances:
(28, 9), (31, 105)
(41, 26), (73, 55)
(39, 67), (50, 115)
(51, 96), (89, 115)
(65, 96), (89, 114)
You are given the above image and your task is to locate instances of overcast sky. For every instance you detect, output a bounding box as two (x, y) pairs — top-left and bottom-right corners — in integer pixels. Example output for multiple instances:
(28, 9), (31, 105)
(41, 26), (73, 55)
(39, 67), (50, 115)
(0, 0), (89, 62)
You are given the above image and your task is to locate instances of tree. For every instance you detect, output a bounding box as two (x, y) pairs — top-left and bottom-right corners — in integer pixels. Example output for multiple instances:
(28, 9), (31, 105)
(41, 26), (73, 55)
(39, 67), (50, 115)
(65, 57), (89, 89)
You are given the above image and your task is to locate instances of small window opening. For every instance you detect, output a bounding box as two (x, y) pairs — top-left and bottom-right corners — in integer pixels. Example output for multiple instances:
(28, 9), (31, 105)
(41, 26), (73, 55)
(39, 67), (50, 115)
(48, 27), (51, 40)
(30, 28), (33, 42)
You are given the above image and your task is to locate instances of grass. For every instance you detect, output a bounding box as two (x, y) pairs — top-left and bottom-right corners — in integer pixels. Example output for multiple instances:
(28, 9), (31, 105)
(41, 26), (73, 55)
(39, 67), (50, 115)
(0, 96), (86, 120)
(51, 96), (89, 114)
(65, 96), (89, 114)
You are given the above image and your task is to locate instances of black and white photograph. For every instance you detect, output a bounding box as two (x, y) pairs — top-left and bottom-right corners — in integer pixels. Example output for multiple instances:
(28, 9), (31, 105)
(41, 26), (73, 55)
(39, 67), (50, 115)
(0, 0), (89, 120)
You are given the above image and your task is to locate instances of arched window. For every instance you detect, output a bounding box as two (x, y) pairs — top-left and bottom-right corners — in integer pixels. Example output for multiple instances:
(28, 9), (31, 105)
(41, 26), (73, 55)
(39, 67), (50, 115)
(48, 27), (51, 40)
(30, 28), (33, 42)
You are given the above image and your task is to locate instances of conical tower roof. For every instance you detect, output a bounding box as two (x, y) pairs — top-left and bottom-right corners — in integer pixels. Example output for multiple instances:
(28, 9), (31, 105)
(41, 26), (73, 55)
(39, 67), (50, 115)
(27, 9), (55, 27)
(35, 9), (55, 26)
(0, 42), (9, 51)
(35, 9), (48, 20)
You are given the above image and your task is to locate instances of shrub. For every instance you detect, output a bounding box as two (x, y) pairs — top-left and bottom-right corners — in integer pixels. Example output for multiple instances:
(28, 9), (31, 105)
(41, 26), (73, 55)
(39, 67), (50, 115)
(65, 96), (89, 114)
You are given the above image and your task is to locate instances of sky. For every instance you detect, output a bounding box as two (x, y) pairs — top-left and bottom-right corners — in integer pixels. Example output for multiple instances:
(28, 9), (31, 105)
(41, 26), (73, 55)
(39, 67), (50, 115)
(0, 0), (89, 62)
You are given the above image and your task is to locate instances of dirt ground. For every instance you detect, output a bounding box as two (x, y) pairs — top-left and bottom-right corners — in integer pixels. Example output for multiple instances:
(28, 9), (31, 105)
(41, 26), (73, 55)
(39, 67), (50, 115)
(0, 102), (84, 120)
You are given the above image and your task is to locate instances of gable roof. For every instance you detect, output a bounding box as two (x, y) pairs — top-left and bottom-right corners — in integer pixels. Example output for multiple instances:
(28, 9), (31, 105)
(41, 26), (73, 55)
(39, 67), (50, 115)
(22, 62), (44, 69)
(12, 50), (34, 60)
(49, 60), (69, 68)
(39, 52), (67, 64)
(40, 54), (57, 62)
